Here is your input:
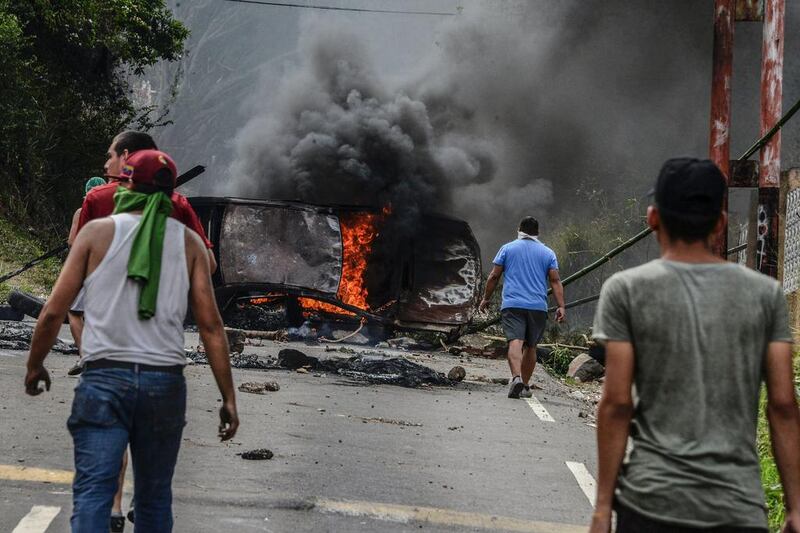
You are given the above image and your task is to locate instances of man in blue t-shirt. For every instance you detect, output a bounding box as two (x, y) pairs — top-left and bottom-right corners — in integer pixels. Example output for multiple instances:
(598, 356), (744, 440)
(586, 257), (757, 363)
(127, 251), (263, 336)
(480, 216), (565, 398)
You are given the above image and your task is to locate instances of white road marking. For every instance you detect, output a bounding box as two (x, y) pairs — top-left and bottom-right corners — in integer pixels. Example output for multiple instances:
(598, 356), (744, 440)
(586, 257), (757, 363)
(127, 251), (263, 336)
(524, 396), (555, 422)
(12, 506), (60, 533)
(565, 461), (596, 507)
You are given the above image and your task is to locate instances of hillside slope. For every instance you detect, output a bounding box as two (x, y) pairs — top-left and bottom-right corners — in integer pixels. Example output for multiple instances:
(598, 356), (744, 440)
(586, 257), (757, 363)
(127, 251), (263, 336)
(0, 218), (62, 303)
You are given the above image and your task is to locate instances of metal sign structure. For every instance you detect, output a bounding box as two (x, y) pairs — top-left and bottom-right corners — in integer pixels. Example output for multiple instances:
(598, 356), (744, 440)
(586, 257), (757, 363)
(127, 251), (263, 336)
(708, 0), (785, 278)
(783, 188), (800, 293)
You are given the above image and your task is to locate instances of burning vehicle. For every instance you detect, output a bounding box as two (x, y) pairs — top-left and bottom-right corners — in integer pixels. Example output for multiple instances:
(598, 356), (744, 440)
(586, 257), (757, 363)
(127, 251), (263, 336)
(188, 197), (482, 334)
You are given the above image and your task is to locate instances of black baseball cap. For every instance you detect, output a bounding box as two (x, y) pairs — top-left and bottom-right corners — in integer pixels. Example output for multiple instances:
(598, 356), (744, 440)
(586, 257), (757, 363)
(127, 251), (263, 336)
(652, 158), (726, 218)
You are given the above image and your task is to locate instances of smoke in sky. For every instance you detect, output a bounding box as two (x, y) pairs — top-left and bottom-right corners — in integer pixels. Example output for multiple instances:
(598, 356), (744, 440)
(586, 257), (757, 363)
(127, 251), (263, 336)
(227, 1), (737, 257)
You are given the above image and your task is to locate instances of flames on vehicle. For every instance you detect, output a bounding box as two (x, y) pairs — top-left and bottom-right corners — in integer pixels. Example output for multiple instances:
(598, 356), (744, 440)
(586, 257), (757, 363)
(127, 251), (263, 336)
(296, 206), (391, 318)
(189, 197), (482, 334)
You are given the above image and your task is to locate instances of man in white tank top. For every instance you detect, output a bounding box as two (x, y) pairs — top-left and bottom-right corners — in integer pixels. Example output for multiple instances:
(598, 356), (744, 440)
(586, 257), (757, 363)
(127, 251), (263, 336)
(24, 150), (239, 532)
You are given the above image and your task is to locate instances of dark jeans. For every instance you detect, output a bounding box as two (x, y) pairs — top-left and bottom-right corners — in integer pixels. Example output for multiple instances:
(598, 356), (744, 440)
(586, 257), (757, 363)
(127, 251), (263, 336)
(616, 502), (768, 533)
(68, 366), (186, 533)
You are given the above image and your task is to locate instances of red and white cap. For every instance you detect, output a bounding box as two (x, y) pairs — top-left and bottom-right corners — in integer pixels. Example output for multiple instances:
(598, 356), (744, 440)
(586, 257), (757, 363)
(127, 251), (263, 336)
(118, 149), (177, 187)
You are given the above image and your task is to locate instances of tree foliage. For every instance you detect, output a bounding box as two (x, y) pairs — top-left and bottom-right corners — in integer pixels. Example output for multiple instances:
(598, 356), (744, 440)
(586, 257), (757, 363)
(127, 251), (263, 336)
(0, 0), (187, 242)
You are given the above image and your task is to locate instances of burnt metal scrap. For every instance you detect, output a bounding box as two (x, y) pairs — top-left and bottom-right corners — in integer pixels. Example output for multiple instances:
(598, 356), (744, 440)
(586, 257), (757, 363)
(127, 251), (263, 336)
(276, 348), (450, 387)
(332, 353), (450, 388)
(187, 346), (451, 388)
(188, 197), (482, 333)
(0, 321), (77, 354)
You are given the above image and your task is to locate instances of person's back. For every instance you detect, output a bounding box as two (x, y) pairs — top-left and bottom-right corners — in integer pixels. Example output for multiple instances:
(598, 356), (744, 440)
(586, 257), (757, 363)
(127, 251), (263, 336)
(481, 218), (565, 399)
(81, 213), (189, 366)
(497, 238), (557, 311)
(598, 259), (790, 527)
(590, 158), (800, 533)
(23, 149), (239, 532)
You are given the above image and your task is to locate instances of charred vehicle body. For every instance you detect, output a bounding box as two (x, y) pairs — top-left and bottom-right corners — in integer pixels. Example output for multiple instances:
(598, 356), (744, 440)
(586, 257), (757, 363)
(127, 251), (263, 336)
(188, 198), (482, 334)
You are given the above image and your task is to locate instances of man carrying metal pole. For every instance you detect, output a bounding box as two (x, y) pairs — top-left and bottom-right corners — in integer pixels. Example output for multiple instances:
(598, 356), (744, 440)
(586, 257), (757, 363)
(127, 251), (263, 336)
(590, 158), (800, 532)
(480, 217), (566, 398)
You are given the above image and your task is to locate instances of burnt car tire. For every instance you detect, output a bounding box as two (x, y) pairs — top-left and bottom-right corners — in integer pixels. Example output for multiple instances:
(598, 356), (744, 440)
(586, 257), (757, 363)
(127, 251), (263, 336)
(0, 305), (24, 321)
(7, 290), (45, 319)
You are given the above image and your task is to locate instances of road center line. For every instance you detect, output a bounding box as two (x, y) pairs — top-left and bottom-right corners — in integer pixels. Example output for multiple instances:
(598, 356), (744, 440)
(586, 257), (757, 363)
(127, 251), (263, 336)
(524, 396), (555, 422)
(12, 506), (60, 533)
(565, 461), (596, 507)
(317, 498), (584, 533)
(0, 465), (74, 485)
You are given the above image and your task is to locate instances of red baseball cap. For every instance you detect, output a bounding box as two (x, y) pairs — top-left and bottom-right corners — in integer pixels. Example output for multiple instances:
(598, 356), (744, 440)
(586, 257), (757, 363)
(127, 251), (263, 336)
(118, 149), (177, 187)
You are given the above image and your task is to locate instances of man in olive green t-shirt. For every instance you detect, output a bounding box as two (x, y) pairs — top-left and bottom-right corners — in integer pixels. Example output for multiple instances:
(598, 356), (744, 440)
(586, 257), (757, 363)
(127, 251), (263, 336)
(590, 158), (800, 533)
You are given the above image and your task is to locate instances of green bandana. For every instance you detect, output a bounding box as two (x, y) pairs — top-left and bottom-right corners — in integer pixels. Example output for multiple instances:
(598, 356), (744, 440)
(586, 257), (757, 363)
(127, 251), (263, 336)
(112, 186), (173, 319)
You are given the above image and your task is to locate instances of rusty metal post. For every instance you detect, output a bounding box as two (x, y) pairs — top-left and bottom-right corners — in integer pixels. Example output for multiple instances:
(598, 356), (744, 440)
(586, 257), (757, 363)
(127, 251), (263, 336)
(709, 0), (735, 257)
(756, 0), (785, 277)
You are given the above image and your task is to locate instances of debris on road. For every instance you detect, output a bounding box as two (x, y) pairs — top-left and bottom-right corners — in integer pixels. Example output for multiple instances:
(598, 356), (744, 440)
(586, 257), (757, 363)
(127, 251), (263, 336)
(238, 381), (280, 394)
(473, 375), (509, 385)
(447, 366), (466, 382)
(243, 329), (289, 343)
(231, 353), (276, 369)
(0, 305), (23, 321)
(566, 354), (605, 383)
(448, 333), (506, 359)
(185, 348), (208, 365)
(222, 299), (287, 332)
(6, 290), (45, 319)
(0, 321), (32, 350)
(185, 349), (278, 370)
(283, 348), (451, 388)
(386, 336), (434, 351)
(225, 328), (246, 354)
(333, 354), (450, 388)
(0, 321), (77, 353)
(356, 416), (422, 427)
(191, 345), (454, 389)
(278, 348), (319, 369)
(239, 449), (274, 460)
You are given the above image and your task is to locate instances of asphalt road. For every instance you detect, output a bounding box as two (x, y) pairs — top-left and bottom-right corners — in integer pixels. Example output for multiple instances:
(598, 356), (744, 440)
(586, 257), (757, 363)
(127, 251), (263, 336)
(0, 334), (598, 532)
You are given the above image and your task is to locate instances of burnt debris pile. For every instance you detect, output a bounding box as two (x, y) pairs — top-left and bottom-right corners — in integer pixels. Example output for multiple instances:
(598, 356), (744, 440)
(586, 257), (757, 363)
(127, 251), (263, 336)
(0, 321), (77, 354)
(187, 345), (451, 389)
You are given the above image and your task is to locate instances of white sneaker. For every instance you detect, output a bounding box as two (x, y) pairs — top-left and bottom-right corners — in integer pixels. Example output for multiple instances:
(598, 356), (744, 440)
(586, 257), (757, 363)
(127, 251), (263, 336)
(519, 385), (533, 399)
(508, 376), (524, 398)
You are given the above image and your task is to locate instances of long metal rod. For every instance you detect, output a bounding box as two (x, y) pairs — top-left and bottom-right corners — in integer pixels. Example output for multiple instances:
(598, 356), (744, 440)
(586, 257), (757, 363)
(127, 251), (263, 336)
(548, 294), (600, 313)
(0, 244), (68, 285)
(726, 242), (748, 255)
(222, 0), (457, 16)
(176, 165), (206, 188)
(741, 96), (800, 162)
(556, 227), (653, 290)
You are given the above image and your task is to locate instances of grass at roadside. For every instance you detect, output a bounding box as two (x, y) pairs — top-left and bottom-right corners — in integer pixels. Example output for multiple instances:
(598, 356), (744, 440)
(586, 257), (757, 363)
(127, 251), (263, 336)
(758, 350), (800, 531)
(0, 217), (63, 303)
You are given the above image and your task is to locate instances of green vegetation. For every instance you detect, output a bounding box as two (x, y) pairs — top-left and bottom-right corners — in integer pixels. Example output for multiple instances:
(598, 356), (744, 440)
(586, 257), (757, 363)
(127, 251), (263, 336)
(541, 344), (575, 376)
(547, 179), (645, 281)
(0, 217), (62, 302)
(0, 1), (187, 241)
(757, 350), (800, 531)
